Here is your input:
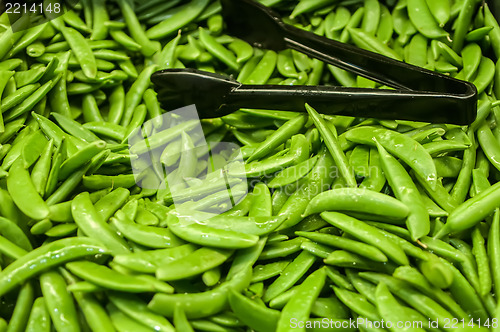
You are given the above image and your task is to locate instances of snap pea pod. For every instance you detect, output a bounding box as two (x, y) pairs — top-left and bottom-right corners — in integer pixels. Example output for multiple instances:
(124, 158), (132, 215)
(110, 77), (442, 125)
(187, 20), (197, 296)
(345, 126), (437, 189)
(304, 188), (409, 220)
(263, 250), (317, 302)
(111, 210), (184, 249)
(40, 271), (80, 332)
(71, 192), (130, 255)
(148, 265), (252, 319)
(166, 213), (259, 249)
(228, 289), (279, 332)
(146, 0), (210, 39)
(376, 141), (430, 241)
(108, 292), (174, 332)
(322, 212), (409, 265)
(435, 180), (500, 238)
(296, 231), (388, 262)
(7, 158), (50, 220)
(306, 104), (356, 188)
(0, 237), (108, 297)
(277, 267), (326, 332)
(25, 297), (51, 332)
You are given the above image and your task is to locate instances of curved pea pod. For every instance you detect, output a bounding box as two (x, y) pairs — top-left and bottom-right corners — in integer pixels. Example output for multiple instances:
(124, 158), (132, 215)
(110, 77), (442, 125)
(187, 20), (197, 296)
(348, 28), (402, 60)
(178, 213), (286, 236)
(375, 283), (427, 332)
(407, 0), (448, 38)
(248, 115), (307, 162)
(71, 192), (130, 255)
(58, 140), (106, 180)
(305, 188), (409, 220)
(146, 0), (209, 39)
(263, 251), (317, 302)
(156, 247), (233, 281)
(277, 268), (326, 332)
(25, 297), (51, 332)
(111, 210), (184, 249)
(228, 289), (279, 332)
(359, 272), (455, 329)
(148, 265), (252, 319)
(344, 126), (437, 190)
(243, 50), (277, 84)
(0, 216), (31, 253)
(166, 213), (259, 249)
(268, 155), (318, 188)
(113, 244), (198, 274)
(376, 142), (430, 241)
(0, 237), (108, 297)
(472, 57), (495, 95)
(199, 28), (239, 71)
(333, 286), (380, 321)
(108, 292), (174, 332)
(228, 39), (253, 64)
(40, 271), (80, 332)
(82, 174), (137, 190)
(296, 231), (388, 263)
(60, 26), (97, 79)
(434, 180), (500, 238)
(418, 253), (453, 289)
(66, 261), (163, 293)
(7, 158), (50, 220)
(321, 212), (409, 266)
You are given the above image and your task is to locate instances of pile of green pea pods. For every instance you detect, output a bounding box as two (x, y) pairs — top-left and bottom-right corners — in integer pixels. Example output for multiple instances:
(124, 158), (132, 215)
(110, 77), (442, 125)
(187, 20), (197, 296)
(1, 0), (500, 330)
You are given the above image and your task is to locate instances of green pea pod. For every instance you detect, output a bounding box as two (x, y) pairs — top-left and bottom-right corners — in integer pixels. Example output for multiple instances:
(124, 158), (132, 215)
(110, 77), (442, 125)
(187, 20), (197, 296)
(166, 213), (259, 249)
(156, 247), (233, 281)
(0, 237), (108, 297)
(71, 192), (130, 255)
(249, 183), (272, 217)
(228, 39), (254, 64)
(111, 210), (184, 248)
(333, 286), (381, 321)
(60, 26), (97, 79)
(296, 231), (388, 262)
(243, 50), (277, 84)
(277, 267), (326, 332)
(472, 57), (495, 95)
(435, 180), (500, 238)
(252, 260), (291, 282)
(0, 216), (31, 251)
(108, 304), (152, 332)
(173, 306), (194, 332)
(359, 272), (455, 329)
(94, 187), (130, 222)
(268, 155), (318, 188)
(306, 104), (356, 188)
(392, 266), (469, 319)
(248, 115), (307, 162)
(452, 0), (482, 51)
(40, 271), (80, 332)
(199, 28), (239, 71)
(120, 64), (158, 127)
(344, 126), (437, 190)
(376, 142), (430, 240)
(362, 0), (380, 35)
(108, 292), (175, 332)
(25, 297), (51, 332)
(407, 0), (448, 38)
(321, 212), (409, 266)
(146, 0), (210, 39)
(7, 158), (50, 220)
(228, 289), (279, 332)
(375, 283), (427, 332)
(263, 251), (317, 302)
(148, 265), (252, 319)
(305, 188), (409, 220)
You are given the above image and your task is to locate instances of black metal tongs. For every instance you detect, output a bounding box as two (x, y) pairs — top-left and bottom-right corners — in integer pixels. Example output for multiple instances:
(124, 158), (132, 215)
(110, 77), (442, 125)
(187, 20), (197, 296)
(151, 0), (478, 125)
